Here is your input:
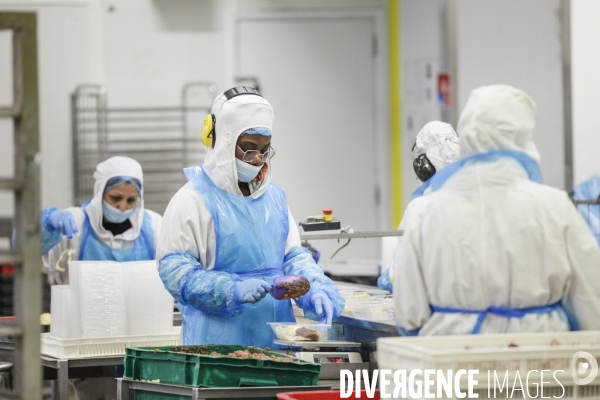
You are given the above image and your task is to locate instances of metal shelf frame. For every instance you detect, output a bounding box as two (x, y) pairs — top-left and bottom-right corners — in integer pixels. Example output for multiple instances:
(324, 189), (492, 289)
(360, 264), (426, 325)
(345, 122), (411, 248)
(0, 12), (43, 399)
(117, 379), (331, 400)
(71, 82), (217, 214)
(300, 230), (403, 241)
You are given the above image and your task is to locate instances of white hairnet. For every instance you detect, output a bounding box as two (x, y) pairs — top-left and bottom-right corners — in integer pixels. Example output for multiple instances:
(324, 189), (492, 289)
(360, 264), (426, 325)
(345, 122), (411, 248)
(457, 85), (541, 162)
(202, 91), (274, 196)
(412, 121), (459, 171)
(88, 156), (146, 246)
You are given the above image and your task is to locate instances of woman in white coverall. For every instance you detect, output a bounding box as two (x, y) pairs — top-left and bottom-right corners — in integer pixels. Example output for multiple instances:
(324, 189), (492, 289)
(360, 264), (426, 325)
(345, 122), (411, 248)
(40, 156), (162, 400)
(377, 121), (459, 291)
(393, 85), (600, 335)
(41, 156), (163, 285)
(157, 87), (344, 348)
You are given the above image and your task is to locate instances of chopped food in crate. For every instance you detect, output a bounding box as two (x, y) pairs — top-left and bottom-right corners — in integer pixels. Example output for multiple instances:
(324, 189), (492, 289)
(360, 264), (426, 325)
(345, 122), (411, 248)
(169, 345), (298, 362)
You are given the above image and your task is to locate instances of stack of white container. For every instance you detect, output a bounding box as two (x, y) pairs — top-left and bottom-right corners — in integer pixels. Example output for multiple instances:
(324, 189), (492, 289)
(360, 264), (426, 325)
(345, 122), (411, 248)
(50, 260), (173, 339)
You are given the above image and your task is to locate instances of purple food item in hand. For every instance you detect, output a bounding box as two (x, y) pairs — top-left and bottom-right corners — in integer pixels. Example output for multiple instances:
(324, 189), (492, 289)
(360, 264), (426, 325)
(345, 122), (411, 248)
(271, 275), (311, 300)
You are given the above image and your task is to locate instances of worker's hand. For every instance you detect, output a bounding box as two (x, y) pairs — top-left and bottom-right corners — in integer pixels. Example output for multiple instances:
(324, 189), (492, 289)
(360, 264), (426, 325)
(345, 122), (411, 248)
(234, 279), (271, 304)
(310, 290), (333, 325)
(47, 210), (79, 240)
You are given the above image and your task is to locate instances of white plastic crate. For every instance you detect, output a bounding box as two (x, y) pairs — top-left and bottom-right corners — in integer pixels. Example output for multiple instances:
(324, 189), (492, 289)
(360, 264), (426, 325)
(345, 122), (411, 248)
(377, 331), (600, 399)
(50, 285), (71, 339)
(41, 327), (181, 359)
(66, 260), (174, 339)
(123, 261), (173, 335)
(345, 298), (395, 321)
(79, 261), (127, 338)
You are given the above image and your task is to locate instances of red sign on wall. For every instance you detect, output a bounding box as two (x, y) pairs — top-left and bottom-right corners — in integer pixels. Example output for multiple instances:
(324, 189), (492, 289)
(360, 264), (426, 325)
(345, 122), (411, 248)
(438, 73), (451, 107)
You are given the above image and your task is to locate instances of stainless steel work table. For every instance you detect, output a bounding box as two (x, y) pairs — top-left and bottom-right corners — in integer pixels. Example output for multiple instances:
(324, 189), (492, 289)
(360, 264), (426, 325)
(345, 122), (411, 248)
(0, 340), (123, 399)
(117, 378), (331, 399)
(43, 355), (124, 400)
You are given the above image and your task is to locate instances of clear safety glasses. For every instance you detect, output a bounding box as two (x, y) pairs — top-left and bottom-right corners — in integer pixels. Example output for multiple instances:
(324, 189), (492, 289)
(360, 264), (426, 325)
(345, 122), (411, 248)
(237, 145), (276, 163)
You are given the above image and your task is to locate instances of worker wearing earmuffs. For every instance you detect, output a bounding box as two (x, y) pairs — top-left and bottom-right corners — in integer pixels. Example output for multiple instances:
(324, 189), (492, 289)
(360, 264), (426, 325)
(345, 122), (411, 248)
(377, 121), (459, 292)
(393, 85), (600, 335)
(157, 87), (345, 347)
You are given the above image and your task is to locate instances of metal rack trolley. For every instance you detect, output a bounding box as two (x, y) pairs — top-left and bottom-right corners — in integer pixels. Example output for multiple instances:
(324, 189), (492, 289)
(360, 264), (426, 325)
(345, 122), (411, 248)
(71, 82), (217, 214)
(0, 12), (42, 398)
(0, 339), (124, 400)
(43, 356), (124, 400)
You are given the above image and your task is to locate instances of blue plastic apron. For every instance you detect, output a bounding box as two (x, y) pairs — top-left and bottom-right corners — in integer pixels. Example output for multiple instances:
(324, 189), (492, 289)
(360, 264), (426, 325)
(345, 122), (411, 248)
(431, 301), (579, 334)
(411, 178), (433, 200)
(429, 150), (543, 193)
(79, 200), (155, 261)
(181, 167), (295, 348)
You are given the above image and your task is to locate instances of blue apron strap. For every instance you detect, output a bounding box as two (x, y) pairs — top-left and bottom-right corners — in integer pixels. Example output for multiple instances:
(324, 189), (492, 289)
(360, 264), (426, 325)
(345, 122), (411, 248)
(411, 179), (432, 201)
(487, 301), (561, 318)
(431, 305), (486, 334)
(559, 303), (580, 331)
(431, 301), (575, 334)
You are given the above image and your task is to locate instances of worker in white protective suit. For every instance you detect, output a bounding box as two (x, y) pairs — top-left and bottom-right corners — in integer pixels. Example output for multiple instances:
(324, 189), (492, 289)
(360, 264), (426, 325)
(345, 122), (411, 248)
(377, 121), (459, 291)
(39, 156), (162, 400)
(41, 156), (163, 284)
(157, 87), (345, 348)
(393, 85), (600, 335)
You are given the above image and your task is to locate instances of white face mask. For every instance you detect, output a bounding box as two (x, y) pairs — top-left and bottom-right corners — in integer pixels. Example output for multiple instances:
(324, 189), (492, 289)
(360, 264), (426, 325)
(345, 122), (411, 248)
(102, 200), (136, 223)
(235, 158), (263, 183)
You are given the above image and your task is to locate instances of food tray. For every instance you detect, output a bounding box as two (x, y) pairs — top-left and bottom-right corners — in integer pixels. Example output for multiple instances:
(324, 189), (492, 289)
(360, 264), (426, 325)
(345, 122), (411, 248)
(345, 298), (395, 321)
(124, 345), (321, 388)
(377, 331), (600, 399)
(40, 330), (180, 359)
(268, 322), (330, 341)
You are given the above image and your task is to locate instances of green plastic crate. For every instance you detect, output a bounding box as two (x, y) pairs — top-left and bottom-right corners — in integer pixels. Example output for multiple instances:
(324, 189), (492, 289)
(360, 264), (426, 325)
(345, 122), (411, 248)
(124, 345), (321, 389)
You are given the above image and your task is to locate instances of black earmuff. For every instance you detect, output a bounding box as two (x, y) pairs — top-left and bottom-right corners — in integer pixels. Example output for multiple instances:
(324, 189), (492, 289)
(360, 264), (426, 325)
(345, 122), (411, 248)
(413, 153), (437, 182)
(223, 86), (261, 100)
(201, 87), (263, 148)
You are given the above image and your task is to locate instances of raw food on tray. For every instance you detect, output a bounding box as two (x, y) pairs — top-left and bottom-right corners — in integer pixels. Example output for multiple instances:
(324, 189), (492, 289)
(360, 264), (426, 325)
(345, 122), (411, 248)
(274, 325), (321, 341)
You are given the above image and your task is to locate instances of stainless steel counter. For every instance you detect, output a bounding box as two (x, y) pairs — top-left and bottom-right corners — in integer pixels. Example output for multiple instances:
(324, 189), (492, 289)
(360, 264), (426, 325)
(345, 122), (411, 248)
(117, 378), (332, 399)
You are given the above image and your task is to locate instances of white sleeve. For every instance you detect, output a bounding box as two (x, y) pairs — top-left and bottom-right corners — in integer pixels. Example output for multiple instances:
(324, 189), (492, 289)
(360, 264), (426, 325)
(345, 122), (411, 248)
(563, 198), (600, 330)
(285, 208), (301, 253)
(393, 202), (432, 329)
(156, 185), (216, 269)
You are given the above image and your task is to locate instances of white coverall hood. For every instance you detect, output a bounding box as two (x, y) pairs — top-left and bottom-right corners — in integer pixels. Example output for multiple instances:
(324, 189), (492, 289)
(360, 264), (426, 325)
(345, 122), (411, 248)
(412, 121), (459, 171)
(87, 156), (146, 246)
(457, 85), (541, 162)
(202, 91), (274, 198)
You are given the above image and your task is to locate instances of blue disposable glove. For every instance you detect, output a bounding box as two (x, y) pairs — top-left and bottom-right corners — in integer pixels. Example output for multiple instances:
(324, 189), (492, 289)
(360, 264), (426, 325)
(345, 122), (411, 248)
(46, 210), (79, 240)
(310, 290), (334, 325)
(234, 279), (271, 304)
(377, 269), (393, 292)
